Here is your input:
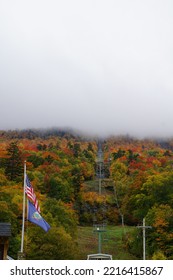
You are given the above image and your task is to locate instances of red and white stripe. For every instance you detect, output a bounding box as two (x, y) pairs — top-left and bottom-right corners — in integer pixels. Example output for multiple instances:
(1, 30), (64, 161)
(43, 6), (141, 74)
(25, 175), (40, 213)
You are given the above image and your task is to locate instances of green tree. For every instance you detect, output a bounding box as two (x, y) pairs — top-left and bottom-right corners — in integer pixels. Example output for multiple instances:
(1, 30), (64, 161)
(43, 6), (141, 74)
(43, 198), (78, 238)
(27, 154), (44, 168)
(152, 250), (167, 260)
(112, 148), (125, 160)
(73, 143), (81, 157)
(0, 201), (11, 222)
(27, 226), (78, 259)
(71, 164), (84, 199)
(26, 197), (79, 259)
(127, 227), (143, 259)
(47, 176), (74, 202)
(127, 149), (139, 163)
(131, 172), (173, 220)
(0, 198), (21, 259)
(5, 142), (23, 181)
(87, 143), (94, 152)
(146, 204), (173, 259)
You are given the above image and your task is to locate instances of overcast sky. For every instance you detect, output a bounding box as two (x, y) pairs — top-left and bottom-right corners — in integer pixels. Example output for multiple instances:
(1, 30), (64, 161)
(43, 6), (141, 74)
(0, 0), (173, 137)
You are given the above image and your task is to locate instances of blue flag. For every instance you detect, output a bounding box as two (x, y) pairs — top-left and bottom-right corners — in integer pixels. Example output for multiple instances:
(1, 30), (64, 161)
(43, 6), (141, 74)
(28, 200), (50, 232)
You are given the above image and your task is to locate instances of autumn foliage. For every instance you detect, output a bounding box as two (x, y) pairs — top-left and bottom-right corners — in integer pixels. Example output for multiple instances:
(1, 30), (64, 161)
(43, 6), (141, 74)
(1, 130), (173, 259)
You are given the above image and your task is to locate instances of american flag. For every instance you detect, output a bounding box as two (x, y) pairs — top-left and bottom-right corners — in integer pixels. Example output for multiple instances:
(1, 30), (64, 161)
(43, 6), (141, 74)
(25, 175), (40, 213)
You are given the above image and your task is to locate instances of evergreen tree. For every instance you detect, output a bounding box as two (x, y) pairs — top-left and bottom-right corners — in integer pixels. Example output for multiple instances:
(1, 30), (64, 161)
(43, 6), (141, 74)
(5, 141), (23, 181)
(73, 143), (81, 157)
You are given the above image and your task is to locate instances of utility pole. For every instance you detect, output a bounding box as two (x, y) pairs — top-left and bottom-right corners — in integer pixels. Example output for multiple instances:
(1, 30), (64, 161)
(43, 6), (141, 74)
(93, 224), (106, 253)
(137, 218), (152, 260)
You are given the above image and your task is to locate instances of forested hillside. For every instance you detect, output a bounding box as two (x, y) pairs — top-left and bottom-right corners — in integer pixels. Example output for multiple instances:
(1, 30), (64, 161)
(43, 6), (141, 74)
(1, 130), (173, 260)
(0, 129), (97, 259)
(104, 136), (173, 260)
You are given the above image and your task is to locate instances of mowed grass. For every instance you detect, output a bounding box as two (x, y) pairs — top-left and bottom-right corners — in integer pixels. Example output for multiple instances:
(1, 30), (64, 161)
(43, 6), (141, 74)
(76, 225), (137, 260)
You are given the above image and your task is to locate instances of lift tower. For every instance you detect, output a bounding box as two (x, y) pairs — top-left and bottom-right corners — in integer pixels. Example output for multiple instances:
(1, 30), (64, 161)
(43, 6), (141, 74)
(96, 140), (104, 195)
(87, 224), (112, 260)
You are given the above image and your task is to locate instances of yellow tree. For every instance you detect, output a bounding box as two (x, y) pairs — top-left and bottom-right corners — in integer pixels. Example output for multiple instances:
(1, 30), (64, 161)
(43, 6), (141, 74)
(110, 160), (131, 226)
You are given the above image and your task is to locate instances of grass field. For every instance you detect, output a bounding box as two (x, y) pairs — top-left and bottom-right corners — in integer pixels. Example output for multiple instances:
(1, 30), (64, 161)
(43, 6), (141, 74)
(77, 179), (138, 260)
(76, 225), (137, 260)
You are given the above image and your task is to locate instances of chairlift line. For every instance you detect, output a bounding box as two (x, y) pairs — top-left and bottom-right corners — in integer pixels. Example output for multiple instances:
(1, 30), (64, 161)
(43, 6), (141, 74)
(87, 140), (112, 260)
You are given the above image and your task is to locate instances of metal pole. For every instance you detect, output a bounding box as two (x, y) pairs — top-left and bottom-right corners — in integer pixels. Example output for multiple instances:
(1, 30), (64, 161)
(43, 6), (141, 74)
(21, 160), (26, 253)
(143, 218), (146, 260)
(98, 231), (101, 253)
(137, 218), (152, 260)
(94, 225), (106, 254)
(99, 162), (102, 195)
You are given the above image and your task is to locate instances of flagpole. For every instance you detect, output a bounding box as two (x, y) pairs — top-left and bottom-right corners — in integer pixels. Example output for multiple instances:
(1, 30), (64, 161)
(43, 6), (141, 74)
(21, 160), (26, 253)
